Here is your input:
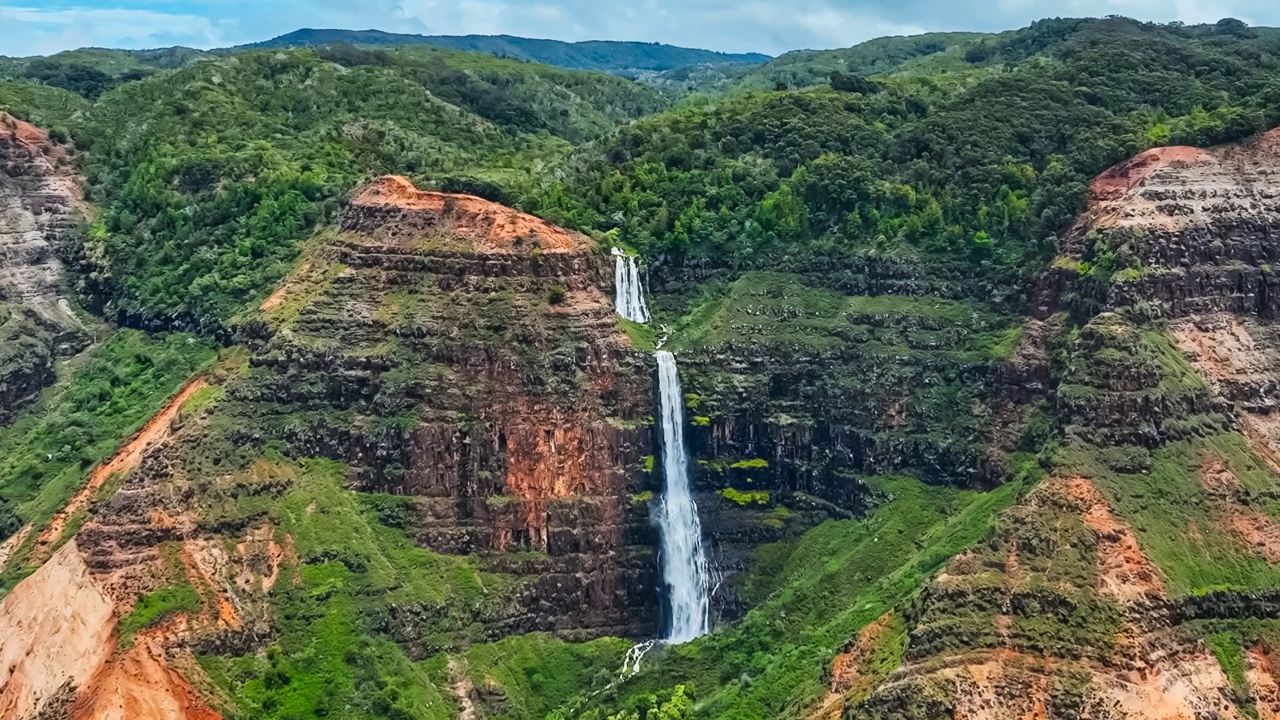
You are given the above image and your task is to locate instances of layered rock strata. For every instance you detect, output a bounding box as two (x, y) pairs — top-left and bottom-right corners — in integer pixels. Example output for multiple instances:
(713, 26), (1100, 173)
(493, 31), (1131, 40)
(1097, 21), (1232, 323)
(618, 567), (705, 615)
(839, 128), (1280, 718)
(0, 112), (89, 423)
(240, 176), (658, 638)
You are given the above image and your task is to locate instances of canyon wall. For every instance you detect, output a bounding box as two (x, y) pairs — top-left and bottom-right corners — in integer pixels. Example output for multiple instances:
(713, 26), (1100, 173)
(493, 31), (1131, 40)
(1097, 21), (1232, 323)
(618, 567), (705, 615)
(0, 112), (89, 423)
(835, 127), (1280, 719)
(235, 176), (659, 638)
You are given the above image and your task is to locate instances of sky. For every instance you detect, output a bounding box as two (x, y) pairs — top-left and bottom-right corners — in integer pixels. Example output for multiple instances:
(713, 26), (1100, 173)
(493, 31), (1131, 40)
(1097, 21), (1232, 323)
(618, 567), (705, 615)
(0, 0), (1274, 58)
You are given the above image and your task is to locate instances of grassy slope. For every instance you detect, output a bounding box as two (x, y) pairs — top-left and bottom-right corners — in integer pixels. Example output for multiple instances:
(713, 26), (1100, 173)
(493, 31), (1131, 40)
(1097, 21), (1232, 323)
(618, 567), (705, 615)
(1063, 430), (1280, 596)
(567, 475), (1025, 719)
(198, 459), (507, 720)
(662, 271), (1019, 487)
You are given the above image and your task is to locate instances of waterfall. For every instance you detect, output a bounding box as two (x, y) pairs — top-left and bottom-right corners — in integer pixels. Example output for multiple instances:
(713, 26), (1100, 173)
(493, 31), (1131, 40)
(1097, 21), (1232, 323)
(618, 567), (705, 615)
(654, 350), (710, 644)
(613, 248), (649, 323)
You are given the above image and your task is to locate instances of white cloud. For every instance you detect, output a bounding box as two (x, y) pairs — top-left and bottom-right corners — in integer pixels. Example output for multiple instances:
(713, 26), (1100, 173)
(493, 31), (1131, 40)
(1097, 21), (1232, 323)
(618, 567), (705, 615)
(0, 6), (228, 56)
(383, 0), (924, 53)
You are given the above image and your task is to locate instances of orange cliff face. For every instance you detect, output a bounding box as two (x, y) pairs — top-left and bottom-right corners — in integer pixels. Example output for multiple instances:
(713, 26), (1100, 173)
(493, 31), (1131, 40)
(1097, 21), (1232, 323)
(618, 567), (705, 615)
(247, 175), (658, 637)
(830, 126), (1280, 720)
(1068, 126), (1280, 243)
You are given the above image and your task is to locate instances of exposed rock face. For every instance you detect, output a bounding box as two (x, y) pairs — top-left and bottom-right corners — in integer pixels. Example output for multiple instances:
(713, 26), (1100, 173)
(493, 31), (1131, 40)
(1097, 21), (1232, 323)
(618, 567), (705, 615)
(843, 129), (1280, 718)
(70, 632), (223, 720)
(0, 542), (117, 720)
(237, 176), (658, 638)
(1061, 128), (1280, 483)
(0, 372), (256, 720)
(0, 112), (89, 423)
(1067, 128), (1280, 318)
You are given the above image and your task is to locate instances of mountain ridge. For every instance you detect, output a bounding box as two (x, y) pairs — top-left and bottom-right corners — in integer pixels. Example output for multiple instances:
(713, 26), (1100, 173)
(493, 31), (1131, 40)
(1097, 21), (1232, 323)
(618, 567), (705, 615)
(236, 28), (771, 72)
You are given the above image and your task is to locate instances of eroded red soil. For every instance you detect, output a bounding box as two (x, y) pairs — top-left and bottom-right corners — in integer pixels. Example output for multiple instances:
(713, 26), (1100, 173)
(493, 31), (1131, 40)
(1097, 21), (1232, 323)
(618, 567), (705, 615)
(352, 175), (587, 252)
(33, 378), (208, 558)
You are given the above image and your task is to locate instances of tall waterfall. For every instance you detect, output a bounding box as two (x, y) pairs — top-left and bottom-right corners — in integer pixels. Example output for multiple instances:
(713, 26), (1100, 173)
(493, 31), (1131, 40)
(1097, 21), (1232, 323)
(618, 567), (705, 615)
(654, 350), (710, 643)
(613, 248), (649, 323)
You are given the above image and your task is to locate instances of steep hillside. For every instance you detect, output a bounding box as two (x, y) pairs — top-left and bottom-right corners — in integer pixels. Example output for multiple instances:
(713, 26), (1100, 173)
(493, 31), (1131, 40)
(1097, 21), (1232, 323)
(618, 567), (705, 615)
(732, 31), (988, 92)
(548, 111), (1280, 720)
(0, 112), (90, 423)
(12, 46), (663, 332)
(0, 178), (661, 719)
(826, 124), (1280, 720)
(241, 30), (770, 72)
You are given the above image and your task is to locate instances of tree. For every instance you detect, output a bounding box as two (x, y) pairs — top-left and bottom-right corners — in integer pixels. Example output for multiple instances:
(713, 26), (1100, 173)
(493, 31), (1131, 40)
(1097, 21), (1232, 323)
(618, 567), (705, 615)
(829, 71), (880, 94)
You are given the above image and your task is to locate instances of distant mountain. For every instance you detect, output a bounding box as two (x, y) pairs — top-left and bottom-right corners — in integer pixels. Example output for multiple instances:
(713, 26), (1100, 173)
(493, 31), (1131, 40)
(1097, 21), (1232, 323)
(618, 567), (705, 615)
(239, 29), (771, 73)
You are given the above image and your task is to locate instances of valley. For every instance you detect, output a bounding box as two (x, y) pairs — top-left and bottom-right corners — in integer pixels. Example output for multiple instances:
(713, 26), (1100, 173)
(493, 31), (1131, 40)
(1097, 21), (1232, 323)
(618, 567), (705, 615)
(6, 14), (1280, 720)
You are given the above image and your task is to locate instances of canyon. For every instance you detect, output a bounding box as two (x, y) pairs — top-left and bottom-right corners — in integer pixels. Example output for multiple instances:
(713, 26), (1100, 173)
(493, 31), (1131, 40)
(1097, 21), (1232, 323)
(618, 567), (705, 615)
(8, 102), (1280, 720)
(824, 127), (1280, 719)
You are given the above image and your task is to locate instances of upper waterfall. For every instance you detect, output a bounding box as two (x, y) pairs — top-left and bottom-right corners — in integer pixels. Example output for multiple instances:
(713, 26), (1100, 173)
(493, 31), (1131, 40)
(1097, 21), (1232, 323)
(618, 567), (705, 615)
(654, 350), (710, 643)
(613, 248), (649, 323)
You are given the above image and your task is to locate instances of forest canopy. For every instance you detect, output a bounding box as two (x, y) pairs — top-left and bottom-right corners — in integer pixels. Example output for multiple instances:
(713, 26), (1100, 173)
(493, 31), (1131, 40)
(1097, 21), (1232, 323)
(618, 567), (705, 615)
(1, 16), (1277, 327)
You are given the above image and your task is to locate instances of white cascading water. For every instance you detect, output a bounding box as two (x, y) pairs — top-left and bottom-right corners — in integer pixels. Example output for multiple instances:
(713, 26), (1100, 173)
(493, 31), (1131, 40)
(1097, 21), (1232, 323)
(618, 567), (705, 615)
(654, 350), (711, 643)
(613, 248), (649, 323)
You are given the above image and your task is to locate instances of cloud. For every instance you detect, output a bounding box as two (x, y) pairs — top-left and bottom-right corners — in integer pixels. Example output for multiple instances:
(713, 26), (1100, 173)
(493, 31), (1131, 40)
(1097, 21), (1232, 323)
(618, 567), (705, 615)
(0, 5), (227, 56)
(389, 0), (926, 54)
(0, 0), (1277, 58)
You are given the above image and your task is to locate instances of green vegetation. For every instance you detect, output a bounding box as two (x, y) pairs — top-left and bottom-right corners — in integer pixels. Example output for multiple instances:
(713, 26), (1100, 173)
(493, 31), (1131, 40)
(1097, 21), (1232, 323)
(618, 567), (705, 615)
(0, 80), (90, 129)
(8, 15), (1280, 719)
(580, 475), (1022, 718)
(1, 45), (665, 331)
(1206, 632), (1252, 704)
(199, 459), (511, 720)
(1064, 435), (1280, 596)
(244, 30), (771, 73)
(0, 330), (216, 546)
(531, 18), (1280, 309)
(620, 318), (657, 352)
(734, 32), (988, 92)
(668, 272), (1013, 352)
(461, 634), (631, 719)
(119, 542), (202, 647)
(721, 488), (769, 506)
(669, 272), (1019, 485)
(1188, 618), (1280, 714)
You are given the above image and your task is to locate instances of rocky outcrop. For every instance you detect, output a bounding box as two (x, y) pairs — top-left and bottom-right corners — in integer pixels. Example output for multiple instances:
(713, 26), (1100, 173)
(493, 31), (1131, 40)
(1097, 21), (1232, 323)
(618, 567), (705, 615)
(0, 112), (90, 423)
(0, 363), (260, 720)
(235, 176), (659, 638)
(843, 127), (1280, 718)
(1065, 129), (1280, 318)
(0, 542), (117, 720)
